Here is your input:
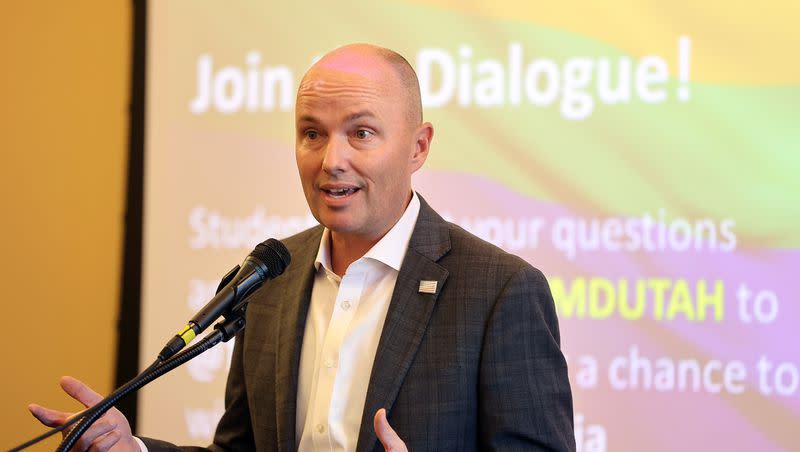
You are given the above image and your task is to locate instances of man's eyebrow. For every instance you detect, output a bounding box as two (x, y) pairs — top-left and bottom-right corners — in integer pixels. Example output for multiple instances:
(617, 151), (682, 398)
(296, 110), (378, 126)
(297, 115), (320, 124)
(346, 110), (378, 122)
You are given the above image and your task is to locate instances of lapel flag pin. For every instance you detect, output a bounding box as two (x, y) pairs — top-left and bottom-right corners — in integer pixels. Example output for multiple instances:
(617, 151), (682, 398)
(418, 280), (437, 294)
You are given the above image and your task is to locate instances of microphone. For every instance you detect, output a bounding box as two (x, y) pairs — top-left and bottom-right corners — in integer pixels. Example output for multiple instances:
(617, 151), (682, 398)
(158, 238), (291, 361)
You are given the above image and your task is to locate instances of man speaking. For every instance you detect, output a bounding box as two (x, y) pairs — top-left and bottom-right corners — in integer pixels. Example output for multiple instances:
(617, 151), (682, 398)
(31, 44), (575, 451)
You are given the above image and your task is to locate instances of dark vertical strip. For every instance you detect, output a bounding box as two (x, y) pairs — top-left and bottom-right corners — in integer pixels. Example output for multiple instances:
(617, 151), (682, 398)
(115, 0), (147, 432)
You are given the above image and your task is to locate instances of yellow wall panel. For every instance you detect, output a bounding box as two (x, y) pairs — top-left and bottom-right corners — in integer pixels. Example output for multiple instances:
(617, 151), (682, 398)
(0, 1), (129, 448)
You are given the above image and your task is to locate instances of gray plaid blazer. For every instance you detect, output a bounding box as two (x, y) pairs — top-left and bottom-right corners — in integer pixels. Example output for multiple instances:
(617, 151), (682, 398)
(143, 195), (575, 451)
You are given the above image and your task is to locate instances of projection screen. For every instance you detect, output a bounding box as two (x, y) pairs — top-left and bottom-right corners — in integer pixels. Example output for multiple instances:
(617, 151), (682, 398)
(140, 1), (799, 450)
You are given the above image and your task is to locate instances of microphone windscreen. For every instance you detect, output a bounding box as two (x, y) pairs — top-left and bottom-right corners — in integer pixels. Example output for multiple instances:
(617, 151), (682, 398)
(252, 238), (291, 278)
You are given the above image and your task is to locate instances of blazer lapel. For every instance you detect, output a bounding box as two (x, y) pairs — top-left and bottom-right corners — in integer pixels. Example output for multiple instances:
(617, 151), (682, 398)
(356, 196), (451, 452)
(274, 227), (322, 452)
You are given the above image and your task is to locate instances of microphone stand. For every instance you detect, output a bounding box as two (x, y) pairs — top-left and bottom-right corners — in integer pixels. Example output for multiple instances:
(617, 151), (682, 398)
(55, 311), (246, 451)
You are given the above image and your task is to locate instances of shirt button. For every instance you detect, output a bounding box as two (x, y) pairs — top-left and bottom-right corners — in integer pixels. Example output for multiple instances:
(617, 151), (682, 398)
(316, 423), (326, 434)
(341, 300), (351, 310)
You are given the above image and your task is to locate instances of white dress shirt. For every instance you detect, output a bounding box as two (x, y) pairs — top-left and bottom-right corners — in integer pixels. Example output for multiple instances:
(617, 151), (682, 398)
(296, 192), (420, 452)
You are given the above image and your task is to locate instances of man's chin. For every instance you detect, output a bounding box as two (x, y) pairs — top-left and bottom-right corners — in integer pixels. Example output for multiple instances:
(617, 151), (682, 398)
(316, 213), (362, 235)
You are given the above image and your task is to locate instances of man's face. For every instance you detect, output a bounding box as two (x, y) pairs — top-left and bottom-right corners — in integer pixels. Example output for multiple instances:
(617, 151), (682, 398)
(295, 54), (429, 240)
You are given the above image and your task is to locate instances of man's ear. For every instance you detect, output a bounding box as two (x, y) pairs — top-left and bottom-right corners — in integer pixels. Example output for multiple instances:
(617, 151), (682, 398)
(410, 122), (434, 172)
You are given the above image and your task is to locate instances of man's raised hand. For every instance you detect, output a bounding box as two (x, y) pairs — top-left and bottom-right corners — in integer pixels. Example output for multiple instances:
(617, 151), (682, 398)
(28, 376), (139, 451)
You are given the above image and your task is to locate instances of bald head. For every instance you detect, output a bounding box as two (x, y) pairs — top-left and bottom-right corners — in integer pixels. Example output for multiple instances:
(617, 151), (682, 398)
(299, 44), (423, 127)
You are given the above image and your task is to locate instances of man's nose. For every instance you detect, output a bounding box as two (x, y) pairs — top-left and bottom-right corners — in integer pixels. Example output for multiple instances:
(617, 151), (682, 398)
(321, 135), (350, 175)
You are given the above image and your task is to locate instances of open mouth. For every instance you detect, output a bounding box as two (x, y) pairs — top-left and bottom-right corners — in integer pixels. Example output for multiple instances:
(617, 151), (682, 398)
(322, 187), (360, 198)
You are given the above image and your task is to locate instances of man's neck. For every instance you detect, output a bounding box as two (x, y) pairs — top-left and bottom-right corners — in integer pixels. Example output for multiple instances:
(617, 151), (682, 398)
(329, 232), (381, 277)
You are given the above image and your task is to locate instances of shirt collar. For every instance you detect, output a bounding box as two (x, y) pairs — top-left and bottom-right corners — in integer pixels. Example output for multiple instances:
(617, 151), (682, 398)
(314, 191), (421, 274)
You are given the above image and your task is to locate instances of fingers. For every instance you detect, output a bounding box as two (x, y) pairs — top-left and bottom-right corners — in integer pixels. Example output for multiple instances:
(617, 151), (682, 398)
(60, 376), (104, 408)
(29, 376), (97, 429)
(374, 408), (408, 452)
(29, 376), (136, 451)
(73, 418), (117, 451)
(87, 430), (121, 452)
(28, 403), (70, 427)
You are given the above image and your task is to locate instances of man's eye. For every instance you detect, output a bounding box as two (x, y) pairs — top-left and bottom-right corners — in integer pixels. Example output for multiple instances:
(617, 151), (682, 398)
(355, 129), (372, 139)
(306, 130), (319, 140)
